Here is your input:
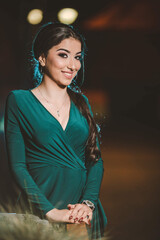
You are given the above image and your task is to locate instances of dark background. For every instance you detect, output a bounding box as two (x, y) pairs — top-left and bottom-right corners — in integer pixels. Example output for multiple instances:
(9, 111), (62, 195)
(0, 0), (160, 240)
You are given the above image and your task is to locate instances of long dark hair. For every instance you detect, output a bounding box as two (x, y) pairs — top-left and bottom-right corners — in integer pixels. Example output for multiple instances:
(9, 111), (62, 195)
(31, 22), (101, 165)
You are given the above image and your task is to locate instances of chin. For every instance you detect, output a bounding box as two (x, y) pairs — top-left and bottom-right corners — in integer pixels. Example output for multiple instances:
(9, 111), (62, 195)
(57, 81), (72, 89)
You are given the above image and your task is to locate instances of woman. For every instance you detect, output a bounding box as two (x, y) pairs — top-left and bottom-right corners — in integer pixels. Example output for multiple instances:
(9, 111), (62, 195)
(4, 22), (107, 239)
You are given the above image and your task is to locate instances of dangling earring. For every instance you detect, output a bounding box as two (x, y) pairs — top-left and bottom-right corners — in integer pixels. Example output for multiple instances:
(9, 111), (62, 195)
(39, 64), (44, 74)
(39, 61), (45, 75)
(71, 74), (78, 86)
(71, 74), (79, 92)
(74, 74), (78, 81)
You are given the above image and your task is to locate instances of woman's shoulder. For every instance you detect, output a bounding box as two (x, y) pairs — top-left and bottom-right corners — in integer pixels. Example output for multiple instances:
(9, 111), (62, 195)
(5, 89), (30, 110)
(6, 89), (29, 101)
(7, 88), (28, 95)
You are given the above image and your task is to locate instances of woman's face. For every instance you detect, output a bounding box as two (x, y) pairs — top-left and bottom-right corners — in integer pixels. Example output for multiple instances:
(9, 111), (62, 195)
(39, 37), (82, 87)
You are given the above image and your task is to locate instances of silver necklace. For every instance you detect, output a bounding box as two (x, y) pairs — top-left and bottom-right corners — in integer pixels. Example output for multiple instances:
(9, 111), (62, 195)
(37, 87), (68, 118)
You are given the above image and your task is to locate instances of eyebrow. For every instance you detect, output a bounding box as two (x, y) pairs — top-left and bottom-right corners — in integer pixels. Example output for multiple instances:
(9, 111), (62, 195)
(56, 48), (82, 55)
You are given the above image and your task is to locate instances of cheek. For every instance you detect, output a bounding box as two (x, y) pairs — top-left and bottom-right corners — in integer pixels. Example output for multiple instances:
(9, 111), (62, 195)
(48, 57), (66, 69)
(76, 61), (81, 71)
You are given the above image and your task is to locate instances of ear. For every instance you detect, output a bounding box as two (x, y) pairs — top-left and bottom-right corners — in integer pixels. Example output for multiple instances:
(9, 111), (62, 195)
(38, 54), (46, 67)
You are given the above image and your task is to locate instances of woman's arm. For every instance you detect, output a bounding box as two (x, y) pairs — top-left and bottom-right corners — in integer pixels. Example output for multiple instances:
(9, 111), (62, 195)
(4, 91), (54, 215)
(66, 95), (104, 223)
(79, 141), (104, 207)
(79, 95), (104, 207)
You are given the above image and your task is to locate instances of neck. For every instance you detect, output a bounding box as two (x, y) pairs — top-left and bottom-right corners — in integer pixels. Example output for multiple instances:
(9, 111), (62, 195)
(39, 75), (69, 103)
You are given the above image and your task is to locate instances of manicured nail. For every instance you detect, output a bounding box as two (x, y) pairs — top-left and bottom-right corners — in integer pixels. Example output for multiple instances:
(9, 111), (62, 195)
(74, 218), (78, 222)
(68, 207), (71, 210)
(69, 216), (73, 219)
(78, 217), (83, 222)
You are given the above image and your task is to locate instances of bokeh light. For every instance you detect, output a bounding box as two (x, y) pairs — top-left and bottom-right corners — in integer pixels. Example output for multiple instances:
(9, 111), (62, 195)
(57, 8), (78, 24)
(27, 9), (43, 25)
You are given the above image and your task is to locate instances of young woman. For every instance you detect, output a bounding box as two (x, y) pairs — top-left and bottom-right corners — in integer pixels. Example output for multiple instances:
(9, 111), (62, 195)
(4, 22), (107, 239)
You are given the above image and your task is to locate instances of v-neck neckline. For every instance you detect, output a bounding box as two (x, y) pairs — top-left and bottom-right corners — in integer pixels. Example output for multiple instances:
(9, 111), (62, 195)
(28, 89), (72, 132)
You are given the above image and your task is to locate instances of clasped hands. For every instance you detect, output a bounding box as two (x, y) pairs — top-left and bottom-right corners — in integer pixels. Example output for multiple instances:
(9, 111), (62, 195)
(45, 203), (93, 227)
(67, 203), (93, 227)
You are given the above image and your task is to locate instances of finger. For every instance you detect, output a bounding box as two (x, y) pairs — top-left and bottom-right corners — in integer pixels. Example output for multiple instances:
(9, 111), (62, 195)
(69, 203), (87, 214)
(68, 218), (76, 224)
(67, 203), (76, 207)
(80, 212), (92, 225)
(73, 210), (85, 223)
(86, 211), (93, 221)
(68, 209), (81, 222)
(68, 204), (88, 221)
(78, 204), (91, 213)
(70, 204), (82, 217)
(78, 211), (90, 223)
(67, 204), (76, 210)
(74, 209), (88, 223)
(81, 217), (91, 227)
(72, 209), (84, 222)
(76, 209), (85, 219)
(66, 211), (77, 223)
(75, 205), (92, 222)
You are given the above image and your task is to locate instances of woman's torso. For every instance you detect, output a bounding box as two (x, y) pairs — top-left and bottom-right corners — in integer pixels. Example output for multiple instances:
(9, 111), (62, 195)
(11, 88), (90, 209)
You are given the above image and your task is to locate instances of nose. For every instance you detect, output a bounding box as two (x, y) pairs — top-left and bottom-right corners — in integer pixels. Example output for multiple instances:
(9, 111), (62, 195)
(67, 57), (76, 71)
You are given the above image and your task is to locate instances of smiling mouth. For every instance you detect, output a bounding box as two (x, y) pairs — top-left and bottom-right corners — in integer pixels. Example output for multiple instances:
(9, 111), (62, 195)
(62, 71), (74, 79)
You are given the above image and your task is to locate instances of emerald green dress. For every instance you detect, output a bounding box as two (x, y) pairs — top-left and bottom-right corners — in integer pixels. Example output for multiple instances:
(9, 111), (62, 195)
(4, 88), (107, 239)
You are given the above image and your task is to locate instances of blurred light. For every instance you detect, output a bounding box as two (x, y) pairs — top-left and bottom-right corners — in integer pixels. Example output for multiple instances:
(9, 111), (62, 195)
(27, 9), (43, 25)
(57, 8), (78, 24)
(83, 1), (159, 30)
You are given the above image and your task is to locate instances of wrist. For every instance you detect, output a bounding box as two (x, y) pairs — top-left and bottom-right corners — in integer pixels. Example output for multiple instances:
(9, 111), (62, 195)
(46, 208), (58, 217)
(82, 200), (95, 211)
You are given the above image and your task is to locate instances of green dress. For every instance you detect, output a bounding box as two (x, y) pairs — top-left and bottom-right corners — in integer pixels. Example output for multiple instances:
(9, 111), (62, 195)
(4, 88), (107, 239)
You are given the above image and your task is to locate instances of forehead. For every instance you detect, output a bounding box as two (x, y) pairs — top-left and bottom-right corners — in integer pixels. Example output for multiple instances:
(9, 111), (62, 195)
(53, 38), (81, 52)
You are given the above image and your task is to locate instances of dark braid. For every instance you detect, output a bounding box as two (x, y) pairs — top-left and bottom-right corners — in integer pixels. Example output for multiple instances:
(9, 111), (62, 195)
(67, 87), (101, 165)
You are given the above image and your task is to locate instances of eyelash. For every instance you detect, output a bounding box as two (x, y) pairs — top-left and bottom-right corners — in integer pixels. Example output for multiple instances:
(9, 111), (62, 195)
(58, 53), (82, 61)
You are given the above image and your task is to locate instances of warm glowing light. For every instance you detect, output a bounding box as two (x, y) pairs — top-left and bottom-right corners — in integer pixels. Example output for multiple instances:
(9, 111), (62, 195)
(27, 9), (43, 25)
(57, 8), (78, 24)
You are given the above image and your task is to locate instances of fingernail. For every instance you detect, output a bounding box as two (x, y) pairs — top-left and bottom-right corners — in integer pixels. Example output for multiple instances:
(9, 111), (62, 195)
(78, 217), (83, 222)
(74, 218), (78, 222)
(68, 207), (71, 210)
(69, 216), (73, 219)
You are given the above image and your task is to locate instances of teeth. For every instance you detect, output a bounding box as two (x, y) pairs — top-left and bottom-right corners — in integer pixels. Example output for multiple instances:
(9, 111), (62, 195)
(64, 73), (72, 76)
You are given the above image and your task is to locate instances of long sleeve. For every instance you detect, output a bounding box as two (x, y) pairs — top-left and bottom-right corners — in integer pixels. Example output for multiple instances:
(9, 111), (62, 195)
(4, 91), (54, 215)
(80, 95), (104, 207)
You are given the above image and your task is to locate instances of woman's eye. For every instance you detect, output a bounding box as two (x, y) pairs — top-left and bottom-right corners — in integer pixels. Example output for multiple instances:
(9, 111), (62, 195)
(58, 53), (68, 58)
(75, 55), (82, 61)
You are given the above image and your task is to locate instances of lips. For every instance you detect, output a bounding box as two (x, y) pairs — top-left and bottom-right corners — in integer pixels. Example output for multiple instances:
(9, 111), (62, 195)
(62, 71), (74, 79)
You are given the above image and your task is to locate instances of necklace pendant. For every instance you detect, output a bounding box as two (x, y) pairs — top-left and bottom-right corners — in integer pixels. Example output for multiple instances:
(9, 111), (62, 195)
(57, 110), (60, 117)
